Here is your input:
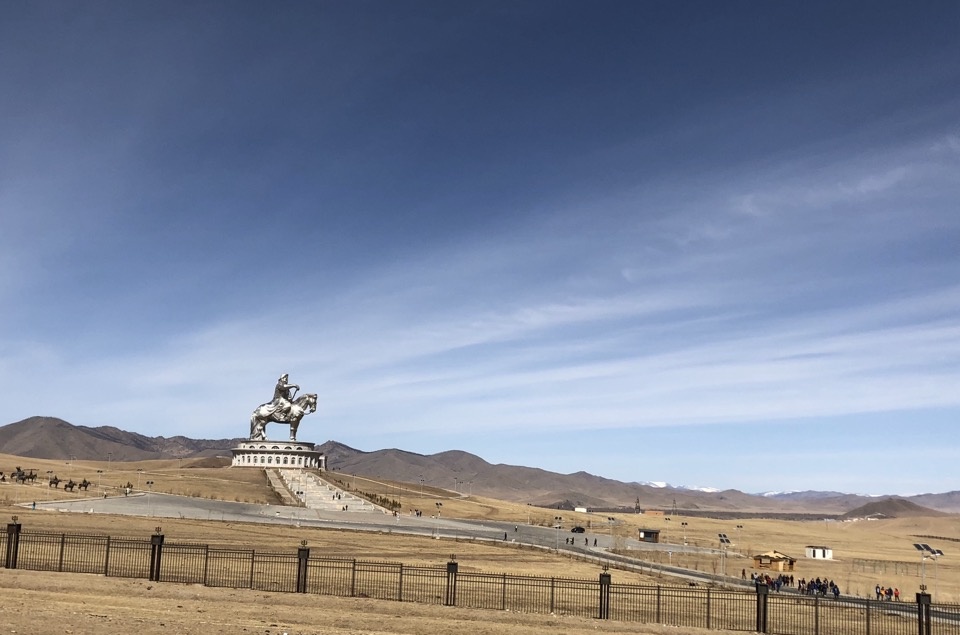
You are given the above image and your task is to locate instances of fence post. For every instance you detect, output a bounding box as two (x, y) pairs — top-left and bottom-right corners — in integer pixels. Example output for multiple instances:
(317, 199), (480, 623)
(755, 583), (769, 634)
(104, 535), (111, 576)
(296, 544), (310, 593)
(598, 570), (611, 619)
(916, 592), (932, 635)
(550, 577), (555, 613)
(398, 563), (404, 601)
(4, 519), (21, 569)
(865, 597), (870, 635)
(350, 559), (357, 597)
(656, 585), (662, 623)
(58, 534), (66, 572)
(706, 587), (711, 630)
(501, 573), (507, 611)
(445, 559), (458, 607)
(149, 530), (165, 582)
(814, 596), (819, 635)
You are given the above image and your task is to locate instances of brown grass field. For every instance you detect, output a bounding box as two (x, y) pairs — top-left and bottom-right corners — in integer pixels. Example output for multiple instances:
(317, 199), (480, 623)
(2, 453), (958, 634)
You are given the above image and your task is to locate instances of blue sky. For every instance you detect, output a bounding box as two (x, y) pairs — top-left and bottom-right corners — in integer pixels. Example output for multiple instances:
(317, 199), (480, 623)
(2, 2), (958, 496)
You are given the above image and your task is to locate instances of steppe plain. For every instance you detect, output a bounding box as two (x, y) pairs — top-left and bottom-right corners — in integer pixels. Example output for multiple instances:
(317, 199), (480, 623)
(1, 453), (958, 635)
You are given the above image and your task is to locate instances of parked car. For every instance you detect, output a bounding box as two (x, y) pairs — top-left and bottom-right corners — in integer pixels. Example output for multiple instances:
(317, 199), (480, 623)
(571, 526), (586, 533)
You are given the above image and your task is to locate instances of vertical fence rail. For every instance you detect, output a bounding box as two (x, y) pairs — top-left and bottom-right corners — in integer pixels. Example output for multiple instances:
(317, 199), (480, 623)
(395, 565), (445, 605)
(12, 530), (61, 571)
(160, 543), (211, 584)
(105, 538), (152, 579)
(0, 527), (8, 567)
(305, 557), (353, 596)
(73, 534), (106, 574)
(353, 561), (404, 600)
(206, 549), (255, 588)
(250, 552), (298, 593)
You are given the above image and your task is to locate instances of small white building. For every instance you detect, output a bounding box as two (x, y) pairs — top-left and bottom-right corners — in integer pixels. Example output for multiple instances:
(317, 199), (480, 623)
(805, 545), (833, 559)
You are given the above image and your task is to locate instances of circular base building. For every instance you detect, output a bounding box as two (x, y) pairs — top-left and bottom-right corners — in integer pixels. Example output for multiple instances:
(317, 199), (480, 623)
(231, 439), (325, 470)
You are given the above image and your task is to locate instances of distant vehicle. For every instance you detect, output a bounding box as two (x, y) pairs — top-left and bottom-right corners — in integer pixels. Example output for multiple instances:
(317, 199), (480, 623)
(571, 526), (585, 533)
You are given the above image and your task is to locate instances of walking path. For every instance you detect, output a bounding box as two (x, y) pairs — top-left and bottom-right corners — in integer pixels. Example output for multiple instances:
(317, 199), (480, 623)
(275, 468), (380, 513)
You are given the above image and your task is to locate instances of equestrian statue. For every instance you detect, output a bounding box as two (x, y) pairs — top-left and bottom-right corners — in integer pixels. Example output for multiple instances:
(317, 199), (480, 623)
(250, 373), (317, 442)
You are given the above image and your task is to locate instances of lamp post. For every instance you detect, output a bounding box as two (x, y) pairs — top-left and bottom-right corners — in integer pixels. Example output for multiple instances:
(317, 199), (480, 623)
(136, 468), (144, 490)
(932, 549), (944, 600)
(96, 469), (104, 495)
(419, 475), (424, 498)
(915, 543), (945, 598)
(736, 524), (744, 555)
(718, 533), (731, 577)
(555, 516), (563, 550)
(145, 481), (154, 516)
(914, 543), (931, 593)
(681, 521), (688, 545)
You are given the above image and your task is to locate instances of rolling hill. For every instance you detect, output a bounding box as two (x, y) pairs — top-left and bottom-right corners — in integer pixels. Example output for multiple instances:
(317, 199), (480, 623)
(0, 416), (244, 461)
(2, 416), (959, 515)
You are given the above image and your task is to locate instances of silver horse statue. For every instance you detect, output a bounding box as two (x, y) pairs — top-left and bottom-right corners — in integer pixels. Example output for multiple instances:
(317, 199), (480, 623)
(249, 373), (318, 441)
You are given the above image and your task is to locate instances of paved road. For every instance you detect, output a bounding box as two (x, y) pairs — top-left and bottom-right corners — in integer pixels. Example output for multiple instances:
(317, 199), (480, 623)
(31, 491), (751, 586)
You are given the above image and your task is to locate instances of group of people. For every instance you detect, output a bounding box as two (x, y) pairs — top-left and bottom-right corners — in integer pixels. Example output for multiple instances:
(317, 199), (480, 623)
(562, 536), (598, 546)
(875, 585), (901, 601)
(798, 576), (841, 598)
(744, 572), (841, 598)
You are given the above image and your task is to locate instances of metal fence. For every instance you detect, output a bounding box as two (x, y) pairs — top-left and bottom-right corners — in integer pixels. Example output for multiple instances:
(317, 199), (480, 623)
(4, 521), (958, 635)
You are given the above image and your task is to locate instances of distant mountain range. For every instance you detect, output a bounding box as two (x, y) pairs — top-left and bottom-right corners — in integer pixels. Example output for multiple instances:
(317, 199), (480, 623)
(3, 416), (959, 516)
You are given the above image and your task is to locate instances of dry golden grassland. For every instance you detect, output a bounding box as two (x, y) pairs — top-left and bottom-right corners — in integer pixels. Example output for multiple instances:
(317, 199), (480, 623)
(0, 568), (749, 635)
(2, 453), (958, 603)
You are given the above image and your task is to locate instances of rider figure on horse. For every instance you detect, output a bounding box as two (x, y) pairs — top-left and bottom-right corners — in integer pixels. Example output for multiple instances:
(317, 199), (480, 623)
(250, 373), (317, 441)
(271, 373), (299, 422)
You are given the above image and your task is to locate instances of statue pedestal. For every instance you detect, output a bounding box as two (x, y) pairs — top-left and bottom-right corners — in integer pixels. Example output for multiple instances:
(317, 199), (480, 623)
(231, 439), (325, 470)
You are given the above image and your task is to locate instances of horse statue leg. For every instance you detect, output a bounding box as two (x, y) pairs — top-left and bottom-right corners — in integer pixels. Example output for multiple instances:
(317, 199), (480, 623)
(250, 413), (268, 441)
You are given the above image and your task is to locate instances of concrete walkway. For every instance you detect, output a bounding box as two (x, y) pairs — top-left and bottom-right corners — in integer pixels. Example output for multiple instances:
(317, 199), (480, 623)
(276, 468), (380, 513)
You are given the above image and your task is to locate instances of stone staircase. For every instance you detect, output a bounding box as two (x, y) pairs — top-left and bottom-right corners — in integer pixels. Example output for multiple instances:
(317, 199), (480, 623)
(276, 469), (381, 513)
